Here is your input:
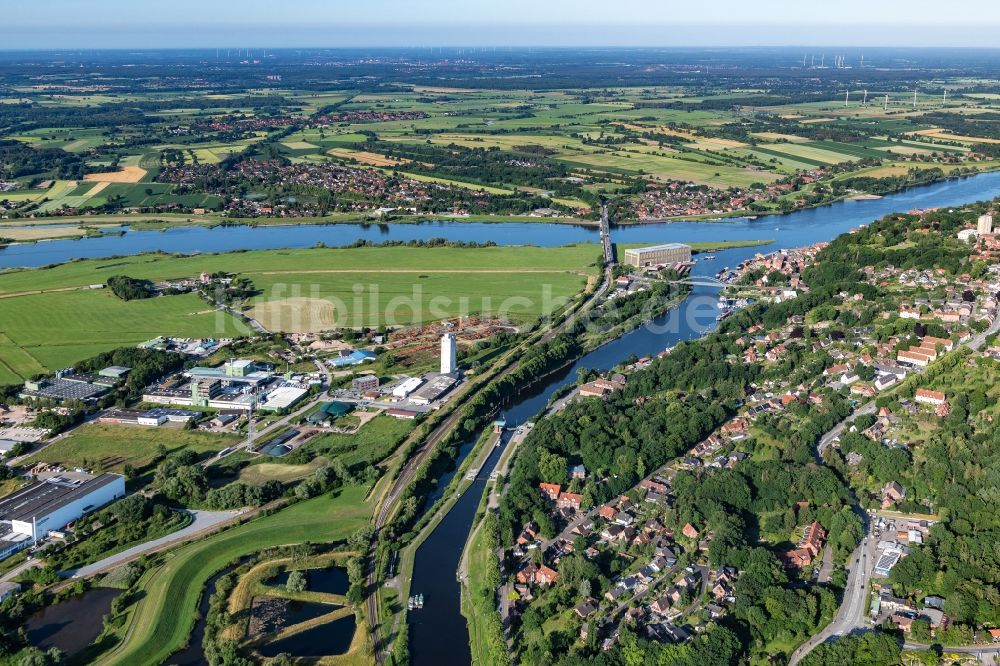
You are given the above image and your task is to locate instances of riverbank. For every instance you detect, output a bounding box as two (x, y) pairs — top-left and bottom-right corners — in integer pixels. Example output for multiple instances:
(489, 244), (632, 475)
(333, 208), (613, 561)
(404, 172), (1000, 666)
(5, 162), (998, 237)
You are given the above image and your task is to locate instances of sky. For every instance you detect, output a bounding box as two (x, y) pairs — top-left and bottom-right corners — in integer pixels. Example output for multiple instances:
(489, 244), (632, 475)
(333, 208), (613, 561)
(5, 0), (1000, 49)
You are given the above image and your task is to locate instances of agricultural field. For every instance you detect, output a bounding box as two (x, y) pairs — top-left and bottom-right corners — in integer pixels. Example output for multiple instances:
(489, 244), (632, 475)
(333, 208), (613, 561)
(2, 69), (998, 227)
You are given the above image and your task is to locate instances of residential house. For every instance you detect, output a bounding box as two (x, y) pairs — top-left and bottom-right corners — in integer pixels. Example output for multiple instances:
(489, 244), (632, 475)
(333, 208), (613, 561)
(915, 388), (946, 406)
(539, 482), (561, 501)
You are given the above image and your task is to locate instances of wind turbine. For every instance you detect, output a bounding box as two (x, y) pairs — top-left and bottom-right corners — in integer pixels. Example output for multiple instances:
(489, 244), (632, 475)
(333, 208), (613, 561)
(862, 89), (868, 106)
(884, 94), (890, 112)
(845, 90), (850, 107)
(942, 89), (948, 105)
(913, 88), (918, 109)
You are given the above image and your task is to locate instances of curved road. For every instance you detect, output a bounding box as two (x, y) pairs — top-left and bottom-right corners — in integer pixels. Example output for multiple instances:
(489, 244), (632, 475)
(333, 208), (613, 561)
(63, 509), (241, 578)
(791, 308), (1000, 665)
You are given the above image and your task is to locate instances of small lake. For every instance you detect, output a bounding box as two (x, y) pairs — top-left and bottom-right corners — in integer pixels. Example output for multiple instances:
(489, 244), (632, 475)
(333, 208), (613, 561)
(256, 614), (356, 659)
(24, 587), (118, 657)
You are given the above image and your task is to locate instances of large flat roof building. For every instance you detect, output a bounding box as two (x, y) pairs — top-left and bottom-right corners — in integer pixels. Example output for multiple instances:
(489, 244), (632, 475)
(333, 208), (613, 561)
(0, 473), (125, 541)
(623, 243), (692, 268)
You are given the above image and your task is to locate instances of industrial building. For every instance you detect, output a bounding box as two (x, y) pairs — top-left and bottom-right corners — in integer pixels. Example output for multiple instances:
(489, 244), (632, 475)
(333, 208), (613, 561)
(307, 401), (354, 425)
(20, 373), (114, 403)
(98, 407), (199, 427)
(441, 333), (458, 374)
(409, 374), (458, 406)
(623, 243), (692, 267)
(329, 349), (377, 368)
(392, 377), (425, 398)
(0, 474), (125, 543)
(260, 384), (309, 411)
(98, 366), (131, 379)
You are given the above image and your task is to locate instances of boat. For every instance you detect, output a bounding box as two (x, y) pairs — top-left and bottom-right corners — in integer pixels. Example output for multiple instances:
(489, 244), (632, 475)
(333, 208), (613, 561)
(416, 593), (424, 609)
(702, 254), (716, 260)
(716, 309), (733, 321)
(408, 596), (414, 610)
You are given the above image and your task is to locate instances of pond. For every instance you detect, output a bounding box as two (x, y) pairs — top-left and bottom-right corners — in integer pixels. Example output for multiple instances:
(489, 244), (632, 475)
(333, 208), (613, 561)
(24, 587), (119, 657)
(256, 614), (357, 659)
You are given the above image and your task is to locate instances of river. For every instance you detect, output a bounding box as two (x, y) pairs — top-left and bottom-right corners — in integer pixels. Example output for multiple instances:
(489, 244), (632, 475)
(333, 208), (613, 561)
(405, 171), (1000, 665)
(3, 173), (1000, 269)
(6, 173), (1000, 663)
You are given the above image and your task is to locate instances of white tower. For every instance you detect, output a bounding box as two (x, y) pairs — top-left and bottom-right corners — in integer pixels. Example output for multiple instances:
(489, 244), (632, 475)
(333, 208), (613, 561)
(977, 214), (994, 235)
(440, 333), (457, 375)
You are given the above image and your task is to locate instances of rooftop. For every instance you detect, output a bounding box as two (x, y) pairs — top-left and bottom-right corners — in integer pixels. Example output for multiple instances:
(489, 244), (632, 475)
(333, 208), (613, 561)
(0, 474), (123, 524)
(626, 243), (691, 253)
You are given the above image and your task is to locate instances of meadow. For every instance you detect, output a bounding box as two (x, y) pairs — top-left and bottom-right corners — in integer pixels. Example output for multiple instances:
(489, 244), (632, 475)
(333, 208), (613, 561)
(23, 424), (239, 473)
(0, 244), (601, 377)
(0, 290), (243, 380)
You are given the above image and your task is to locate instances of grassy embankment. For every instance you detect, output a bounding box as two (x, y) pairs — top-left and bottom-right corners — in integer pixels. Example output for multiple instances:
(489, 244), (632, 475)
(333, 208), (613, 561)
(94, 486), (372, 666)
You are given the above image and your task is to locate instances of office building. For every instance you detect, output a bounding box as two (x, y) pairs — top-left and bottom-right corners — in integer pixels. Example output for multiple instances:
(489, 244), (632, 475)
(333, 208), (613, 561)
(623, 243), (692, 267)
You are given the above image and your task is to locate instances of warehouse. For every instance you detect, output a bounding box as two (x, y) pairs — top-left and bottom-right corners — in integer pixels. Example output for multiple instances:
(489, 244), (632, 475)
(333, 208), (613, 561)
(409, 374), (458, 406)
(0, 474), (126, 541)
(261, 384), (309, 412)
(392, 377), (425, 398)
(623, 243), (692, 267)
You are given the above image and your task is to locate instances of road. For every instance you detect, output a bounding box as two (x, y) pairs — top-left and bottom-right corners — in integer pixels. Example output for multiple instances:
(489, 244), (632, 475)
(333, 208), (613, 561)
(792, 307), (1000, 665)
(63, 509), (242, 578)
(904, 642), (1000, 663)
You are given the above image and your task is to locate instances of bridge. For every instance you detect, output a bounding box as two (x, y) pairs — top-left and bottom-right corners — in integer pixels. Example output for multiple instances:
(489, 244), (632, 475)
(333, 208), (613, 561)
(600, 203), (614, 266)
(668, 275), (732, 288)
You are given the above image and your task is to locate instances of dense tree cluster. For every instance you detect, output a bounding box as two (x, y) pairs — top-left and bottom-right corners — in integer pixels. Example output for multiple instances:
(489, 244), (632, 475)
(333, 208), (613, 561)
(106, 275), (156, 301)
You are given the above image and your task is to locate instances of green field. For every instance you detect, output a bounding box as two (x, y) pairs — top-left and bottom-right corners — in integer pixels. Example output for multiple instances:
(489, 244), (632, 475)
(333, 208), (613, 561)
(23, 424), (239, 473)
(0, 246), (600, 370)
(300, 414), (413, 468)
(0, 290), (244, 380)
(95, 487), (372, 666)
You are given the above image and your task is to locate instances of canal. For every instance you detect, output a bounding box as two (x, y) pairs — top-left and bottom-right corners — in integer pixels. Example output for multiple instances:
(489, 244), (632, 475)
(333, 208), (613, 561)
(405, 171), (1000, 665)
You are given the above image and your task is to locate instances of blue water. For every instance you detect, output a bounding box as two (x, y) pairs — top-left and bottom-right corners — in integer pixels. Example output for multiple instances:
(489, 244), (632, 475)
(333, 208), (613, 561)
(3, 172), (1000, 269)
(405, 171), (1000, 665)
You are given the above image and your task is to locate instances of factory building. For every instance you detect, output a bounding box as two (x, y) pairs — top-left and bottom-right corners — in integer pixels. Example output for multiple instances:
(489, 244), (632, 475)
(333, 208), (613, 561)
(0, 474), (125, 543)
(623, 243), (692, 267)
(441, 333), (457, 374)
(392, 377), (425, 398)
(409, 374), (458, 406)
